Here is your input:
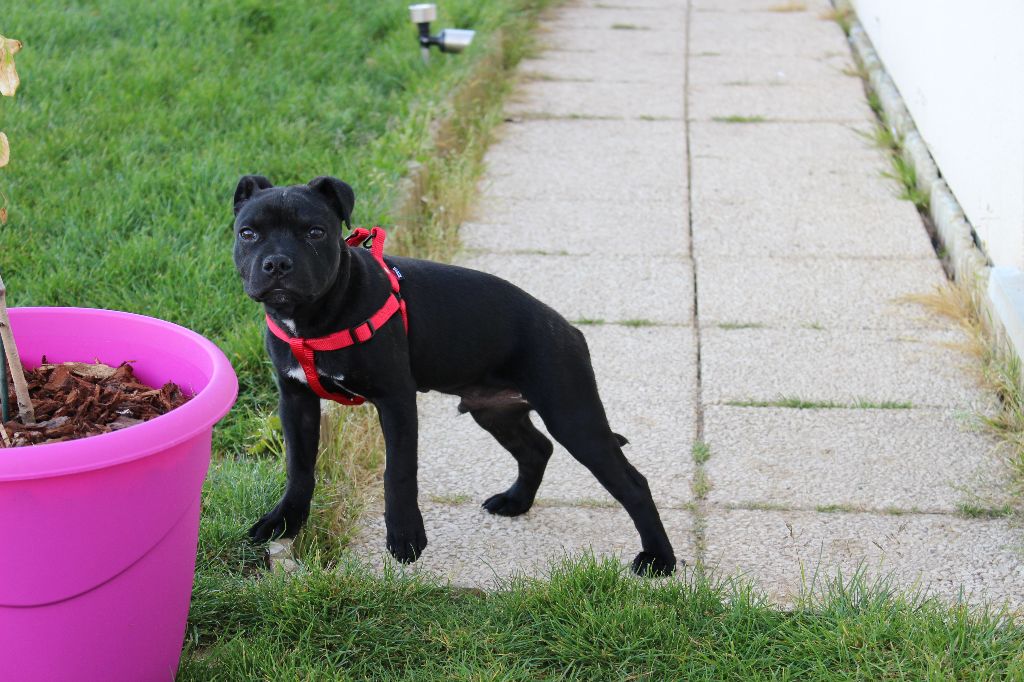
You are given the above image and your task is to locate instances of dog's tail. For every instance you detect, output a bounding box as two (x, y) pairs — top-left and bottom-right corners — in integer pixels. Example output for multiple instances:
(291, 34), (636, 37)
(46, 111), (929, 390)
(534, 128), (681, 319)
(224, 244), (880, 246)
(614, 432), (629, 447)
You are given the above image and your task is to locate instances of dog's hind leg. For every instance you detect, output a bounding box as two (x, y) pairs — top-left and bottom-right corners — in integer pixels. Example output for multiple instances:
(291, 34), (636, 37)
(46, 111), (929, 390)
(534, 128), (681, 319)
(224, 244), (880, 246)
(537, 404), (676, 575)
(469, 406), (554, 517)
(521, 348), (677, 576)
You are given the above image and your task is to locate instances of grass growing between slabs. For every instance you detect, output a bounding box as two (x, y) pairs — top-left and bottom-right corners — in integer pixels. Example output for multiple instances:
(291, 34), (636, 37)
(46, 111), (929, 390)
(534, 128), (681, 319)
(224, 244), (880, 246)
(911, 282), (1024, 515)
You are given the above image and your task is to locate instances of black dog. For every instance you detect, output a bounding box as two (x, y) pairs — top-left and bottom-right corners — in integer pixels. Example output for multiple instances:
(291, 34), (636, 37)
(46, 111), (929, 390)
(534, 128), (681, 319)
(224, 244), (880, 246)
(233, 175), (676, 575)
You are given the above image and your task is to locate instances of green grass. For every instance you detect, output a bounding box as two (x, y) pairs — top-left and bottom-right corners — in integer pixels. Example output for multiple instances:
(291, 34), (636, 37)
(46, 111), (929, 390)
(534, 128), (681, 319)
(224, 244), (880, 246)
(717, 321), (765, 330)
(957, 503), (1014, 519)
(815, 503), (858, 514)
(180, 555), (1024, 679)
(725, 397), (914, 410)
(713, 115), (768, 124)
(867, 124), (930, 211)
(621, 318), (659, 327)
(885, 152), (931, 210)
(691, 440), (711, 464)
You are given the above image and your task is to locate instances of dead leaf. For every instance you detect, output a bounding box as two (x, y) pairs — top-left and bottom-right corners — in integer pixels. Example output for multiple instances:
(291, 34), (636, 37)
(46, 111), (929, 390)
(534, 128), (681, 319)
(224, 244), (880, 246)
(0, 207), (6, 224)
(0, 131), (8, 167)
(66, 361), (119, 381)
(0, 36), (22, 97)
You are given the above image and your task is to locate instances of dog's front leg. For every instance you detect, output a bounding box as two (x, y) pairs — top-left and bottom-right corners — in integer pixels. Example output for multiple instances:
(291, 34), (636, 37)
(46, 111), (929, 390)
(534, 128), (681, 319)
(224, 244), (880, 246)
(375, 391), (426, 563)
(249, 378), (321, 543)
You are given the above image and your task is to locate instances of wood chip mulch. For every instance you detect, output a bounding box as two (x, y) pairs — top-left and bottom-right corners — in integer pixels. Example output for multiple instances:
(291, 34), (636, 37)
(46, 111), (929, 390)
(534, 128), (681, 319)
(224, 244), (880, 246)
(1, 360), (190, 448)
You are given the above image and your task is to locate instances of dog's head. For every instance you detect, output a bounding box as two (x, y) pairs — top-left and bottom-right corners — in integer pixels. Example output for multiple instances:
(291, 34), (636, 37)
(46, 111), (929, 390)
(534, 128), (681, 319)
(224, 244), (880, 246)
(232, 175), (355, 312)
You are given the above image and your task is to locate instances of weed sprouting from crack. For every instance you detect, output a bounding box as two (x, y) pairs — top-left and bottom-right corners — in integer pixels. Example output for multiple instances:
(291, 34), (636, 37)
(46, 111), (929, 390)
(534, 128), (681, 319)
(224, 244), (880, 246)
(821, 7), (853, 34)
(691, 441), (711, 465)
(713, 115), (768, 124)
(717, 321), (765, 330)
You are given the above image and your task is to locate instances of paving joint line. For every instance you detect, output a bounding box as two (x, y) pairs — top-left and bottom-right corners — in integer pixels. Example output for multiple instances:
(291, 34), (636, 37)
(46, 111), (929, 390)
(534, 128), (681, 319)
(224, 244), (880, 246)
(682, 0), (709, 570)
(695, 118), (872, 125)
(714, 502), (979, 519)
(414, 498), (995, 522)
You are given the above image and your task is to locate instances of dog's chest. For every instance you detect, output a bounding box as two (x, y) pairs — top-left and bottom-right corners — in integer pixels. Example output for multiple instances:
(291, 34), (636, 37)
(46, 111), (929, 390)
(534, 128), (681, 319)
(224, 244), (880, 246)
(272, 324), (365, 397)
(283, 356), (361, 395)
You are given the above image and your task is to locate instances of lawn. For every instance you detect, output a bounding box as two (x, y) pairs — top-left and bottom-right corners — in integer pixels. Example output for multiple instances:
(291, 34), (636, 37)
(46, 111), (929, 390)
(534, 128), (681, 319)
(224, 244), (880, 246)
(184, 557), (1024, 680)
(3, 2), (1024, 679)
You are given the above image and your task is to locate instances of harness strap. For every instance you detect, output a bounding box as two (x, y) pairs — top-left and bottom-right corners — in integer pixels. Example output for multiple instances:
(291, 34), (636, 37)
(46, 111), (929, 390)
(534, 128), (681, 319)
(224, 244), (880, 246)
(265, 226), (407, 406)
(346, 227), (408, 330)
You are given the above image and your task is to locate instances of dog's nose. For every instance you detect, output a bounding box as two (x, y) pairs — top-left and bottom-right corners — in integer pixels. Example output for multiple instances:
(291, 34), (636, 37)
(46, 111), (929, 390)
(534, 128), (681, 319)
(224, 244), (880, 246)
(262, 255), (293, 277)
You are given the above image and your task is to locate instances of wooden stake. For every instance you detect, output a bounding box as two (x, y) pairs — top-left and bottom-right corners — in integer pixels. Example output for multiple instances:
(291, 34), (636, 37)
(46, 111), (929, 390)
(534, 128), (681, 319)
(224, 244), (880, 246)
(0, 273), (34, 425)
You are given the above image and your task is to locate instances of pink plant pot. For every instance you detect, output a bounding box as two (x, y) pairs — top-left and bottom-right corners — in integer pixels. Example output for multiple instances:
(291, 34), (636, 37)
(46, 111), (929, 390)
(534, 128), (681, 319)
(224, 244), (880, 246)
(0, 307), (238, 681)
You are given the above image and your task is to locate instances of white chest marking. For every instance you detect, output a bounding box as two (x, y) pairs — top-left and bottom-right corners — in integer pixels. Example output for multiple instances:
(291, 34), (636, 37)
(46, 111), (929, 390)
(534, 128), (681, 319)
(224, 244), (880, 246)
(279, 318), (297, 334)
(286, 365), (346, 386)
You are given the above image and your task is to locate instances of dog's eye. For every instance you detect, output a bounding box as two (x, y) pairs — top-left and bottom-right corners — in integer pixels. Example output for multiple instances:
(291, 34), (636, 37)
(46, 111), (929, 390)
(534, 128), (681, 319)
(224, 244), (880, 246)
(238, 227), (258, 241)
(307, 227), (326, 240)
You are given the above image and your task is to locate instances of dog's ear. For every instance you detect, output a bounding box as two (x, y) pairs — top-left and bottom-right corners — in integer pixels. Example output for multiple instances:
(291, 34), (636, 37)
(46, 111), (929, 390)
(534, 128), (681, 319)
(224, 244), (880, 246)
(233, 175), (273, 215)
(307, 176), (355, 228)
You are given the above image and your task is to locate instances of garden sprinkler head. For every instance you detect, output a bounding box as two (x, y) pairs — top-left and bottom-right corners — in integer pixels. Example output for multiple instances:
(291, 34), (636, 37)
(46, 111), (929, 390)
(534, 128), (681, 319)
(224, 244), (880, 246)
(409, 3), (476, 63)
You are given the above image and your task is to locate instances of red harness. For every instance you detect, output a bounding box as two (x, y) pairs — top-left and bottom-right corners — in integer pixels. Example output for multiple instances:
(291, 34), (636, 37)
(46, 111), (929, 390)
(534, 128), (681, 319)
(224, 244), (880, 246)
(265, 226), (408, 406)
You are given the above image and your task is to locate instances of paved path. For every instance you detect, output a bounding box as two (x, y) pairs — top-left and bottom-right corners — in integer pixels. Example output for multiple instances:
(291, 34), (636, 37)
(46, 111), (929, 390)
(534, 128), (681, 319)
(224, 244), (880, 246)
(350, 0), (1023, 607)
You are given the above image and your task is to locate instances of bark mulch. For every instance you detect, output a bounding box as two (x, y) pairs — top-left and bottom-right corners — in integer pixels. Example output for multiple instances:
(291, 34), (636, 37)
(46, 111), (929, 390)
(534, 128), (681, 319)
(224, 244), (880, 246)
(1, 360), (190, 448)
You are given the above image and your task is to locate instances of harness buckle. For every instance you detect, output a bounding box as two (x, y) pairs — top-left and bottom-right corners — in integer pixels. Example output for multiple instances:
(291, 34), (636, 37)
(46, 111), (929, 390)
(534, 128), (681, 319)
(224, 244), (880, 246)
(352, 317), (377, 344)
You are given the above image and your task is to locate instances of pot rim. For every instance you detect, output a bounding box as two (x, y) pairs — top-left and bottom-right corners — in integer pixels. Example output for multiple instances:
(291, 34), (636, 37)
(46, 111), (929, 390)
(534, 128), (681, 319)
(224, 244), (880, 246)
(0, 307), (238, 481)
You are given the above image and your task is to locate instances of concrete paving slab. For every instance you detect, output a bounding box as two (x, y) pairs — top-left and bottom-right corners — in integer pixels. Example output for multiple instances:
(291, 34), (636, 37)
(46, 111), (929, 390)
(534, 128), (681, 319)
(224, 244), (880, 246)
(689, 52), (855, 86)
(536, 26), (686, 56)
(481, 120), (685, 204)
(700, 328), (990, 410)
(690, 120), (877, 164)
(696, 256), (948, 330)
(692, 162), (907, 216)
(704, 406), (1006, 513)
(416, 325), (698, 507)
(519, 47), (684, 84)
(348, 502), (697, 588)
(690, 197), (935, 260)
(703, 509), (1024, 608)
(691, 0), (832, 14)
(462, 197), (687, 256)
(690, 9), (849, 58)
(461, 252), (694, 324)
(690, 121), (905, 207)
(506, 80), (684, 119)
(577, 0), (690, 9)
(546, 7), (687, 33)
(689, 81), (873, 122)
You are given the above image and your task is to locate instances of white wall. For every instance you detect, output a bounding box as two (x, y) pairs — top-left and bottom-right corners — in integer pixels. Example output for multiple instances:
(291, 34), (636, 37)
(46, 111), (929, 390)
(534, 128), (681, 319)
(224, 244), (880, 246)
(851, 0), (1024, 269)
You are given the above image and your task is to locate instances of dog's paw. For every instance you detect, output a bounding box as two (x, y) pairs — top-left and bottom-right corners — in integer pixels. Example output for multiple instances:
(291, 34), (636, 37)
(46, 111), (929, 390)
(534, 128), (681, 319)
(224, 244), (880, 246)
(386, 521), (428, 564)
(631, 551), (676, 577)
(248, 501), (309, 543)
(482, 491), (533, 517)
